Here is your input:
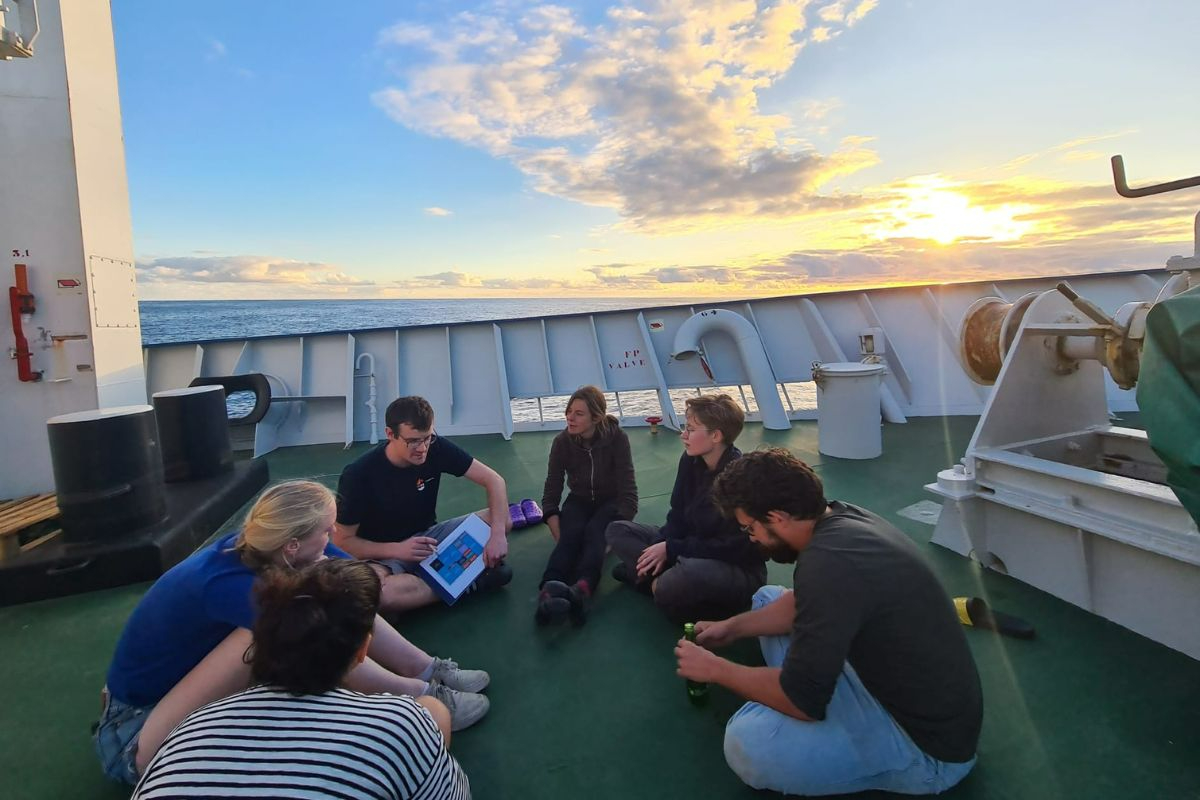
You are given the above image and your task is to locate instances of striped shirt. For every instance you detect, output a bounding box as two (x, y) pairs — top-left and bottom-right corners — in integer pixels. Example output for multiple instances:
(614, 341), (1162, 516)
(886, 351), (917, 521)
(132, 686), (471, 800)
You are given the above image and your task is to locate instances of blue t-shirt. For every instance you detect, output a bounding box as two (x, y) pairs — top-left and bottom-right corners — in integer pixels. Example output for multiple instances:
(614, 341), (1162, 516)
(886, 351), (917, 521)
(336, 437), (474, 543)
(105, 532), (349, 708)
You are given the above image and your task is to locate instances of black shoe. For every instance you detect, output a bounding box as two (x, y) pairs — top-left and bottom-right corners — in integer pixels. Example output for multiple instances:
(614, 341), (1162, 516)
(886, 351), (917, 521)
(474, 564), (513, 593)
(568, 581), (592, 626)
(542, 579), (571, 598)
(534, 590), (571, 626)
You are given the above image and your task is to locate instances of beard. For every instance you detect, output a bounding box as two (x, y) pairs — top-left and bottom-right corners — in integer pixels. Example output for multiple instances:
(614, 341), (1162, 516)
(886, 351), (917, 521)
(759, 535), (797, 564)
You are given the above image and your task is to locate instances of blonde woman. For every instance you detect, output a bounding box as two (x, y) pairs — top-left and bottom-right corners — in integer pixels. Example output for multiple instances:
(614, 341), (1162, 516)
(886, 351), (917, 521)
(95, 480), (489, 786)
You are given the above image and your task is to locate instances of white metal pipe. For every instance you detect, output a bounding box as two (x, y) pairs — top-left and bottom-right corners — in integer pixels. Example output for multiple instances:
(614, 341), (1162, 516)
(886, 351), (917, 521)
(671, 309), (791, 430)
(355, 352), (378, 444)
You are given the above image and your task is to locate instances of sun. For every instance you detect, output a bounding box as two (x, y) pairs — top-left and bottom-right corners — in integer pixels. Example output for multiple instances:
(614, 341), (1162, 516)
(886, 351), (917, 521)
(869, 177), (1036, 245)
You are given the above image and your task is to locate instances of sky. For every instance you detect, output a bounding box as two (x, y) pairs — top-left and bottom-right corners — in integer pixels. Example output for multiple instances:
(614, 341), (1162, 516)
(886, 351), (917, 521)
(112, 0), (1200, 300)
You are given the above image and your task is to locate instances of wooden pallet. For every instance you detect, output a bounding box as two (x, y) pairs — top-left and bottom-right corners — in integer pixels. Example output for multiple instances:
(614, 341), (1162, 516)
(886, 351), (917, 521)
(0, 493), (62, 560)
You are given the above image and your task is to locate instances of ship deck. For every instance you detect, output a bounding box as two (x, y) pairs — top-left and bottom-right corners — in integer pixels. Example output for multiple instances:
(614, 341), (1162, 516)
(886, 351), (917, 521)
(2, 415), (1198, 800)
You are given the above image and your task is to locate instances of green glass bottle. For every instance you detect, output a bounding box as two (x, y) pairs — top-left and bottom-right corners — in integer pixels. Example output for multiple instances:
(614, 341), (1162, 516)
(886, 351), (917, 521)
(683, 623), (709, 703)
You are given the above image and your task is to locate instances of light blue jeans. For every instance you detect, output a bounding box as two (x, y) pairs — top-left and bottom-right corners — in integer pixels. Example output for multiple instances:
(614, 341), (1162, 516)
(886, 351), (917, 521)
(93, 688), (151, 785)
(723, 585), (977, 796)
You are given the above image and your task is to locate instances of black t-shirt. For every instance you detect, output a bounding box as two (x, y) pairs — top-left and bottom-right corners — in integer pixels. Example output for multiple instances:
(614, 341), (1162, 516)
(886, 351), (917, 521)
(779, 501), (983, 763)
(335, 438), (474, 543)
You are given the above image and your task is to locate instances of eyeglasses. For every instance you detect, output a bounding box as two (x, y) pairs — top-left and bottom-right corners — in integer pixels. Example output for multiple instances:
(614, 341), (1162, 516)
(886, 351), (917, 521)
(401, 432), (437, 449)
(681, 426), (711, 437)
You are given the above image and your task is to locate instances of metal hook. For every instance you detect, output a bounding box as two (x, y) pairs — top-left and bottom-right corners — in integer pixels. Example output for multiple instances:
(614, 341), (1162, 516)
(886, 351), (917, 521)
(1111, 155), (1200, 199)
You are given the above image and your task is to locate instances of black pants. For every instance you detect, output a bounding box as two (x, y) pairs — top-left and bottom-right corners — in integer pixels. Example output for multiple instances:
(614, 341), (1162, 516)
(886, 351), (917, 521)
(540, 495), (621, 591)
(606, 520), (767, 623)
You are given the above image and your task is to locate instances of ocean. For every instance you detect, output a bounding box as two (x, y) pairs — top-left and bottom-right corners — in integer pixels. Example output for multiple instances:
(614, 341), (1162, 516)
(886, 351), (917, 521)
(138, 298), (694, 345)
(139, 298), (816, 422)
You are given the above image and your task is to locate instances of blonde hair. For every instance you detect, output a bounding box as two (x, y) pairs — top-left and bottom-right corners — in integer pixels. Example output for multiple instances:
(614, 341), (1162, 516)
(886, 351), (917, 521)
(235, 481), (335, 570)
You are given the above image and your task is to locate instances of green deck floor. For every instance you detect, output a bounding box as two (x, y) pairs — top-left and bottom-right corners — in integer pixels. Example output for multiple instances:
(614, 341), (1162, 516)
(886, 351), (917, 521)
(2, 416), (1198, 799)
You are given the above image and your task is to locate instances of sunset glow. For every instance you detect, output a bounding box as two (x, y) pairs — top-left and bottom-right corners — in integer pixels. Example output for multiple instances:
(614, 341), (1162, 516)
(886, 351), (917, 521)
(869, 179), (1036, 245)
(112, 1), (1200, 300)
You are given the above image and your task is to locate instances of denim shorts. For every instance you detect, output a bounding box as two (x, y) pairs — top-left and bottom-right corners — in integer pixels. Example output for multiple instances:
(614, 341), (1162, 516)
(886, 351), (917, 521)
(372, 514), (473, 575)
(93, 688), (152, 785)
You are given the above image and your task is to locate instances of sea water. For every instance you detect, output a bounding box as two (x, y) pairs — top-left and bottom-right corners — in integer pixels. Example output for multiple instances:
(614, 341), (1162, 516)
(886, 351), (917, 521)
(139, 299), (816, 423)
(138, 298), (689, 345)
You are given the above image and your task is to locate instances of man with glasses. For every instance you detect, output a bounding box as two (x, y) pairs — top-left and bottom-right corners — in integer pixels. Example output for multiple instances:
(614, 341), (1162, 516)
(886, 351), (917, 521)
(676, 448), (981, 796)
(606, 394), (767, 623)
(334, 395), (513, 613)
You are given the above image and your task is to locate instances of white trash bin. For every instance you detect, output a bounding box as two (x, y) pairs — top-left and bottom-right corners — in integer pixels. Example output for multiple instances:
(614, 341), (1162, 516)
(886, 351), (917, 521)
(814, 362), (885, 459)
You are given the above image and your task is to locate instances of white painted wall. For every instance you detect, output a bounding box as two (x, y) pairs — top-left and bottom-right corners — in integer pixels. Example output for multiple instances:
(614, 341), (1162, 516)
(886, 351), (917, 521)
(0, 0), (143, 498)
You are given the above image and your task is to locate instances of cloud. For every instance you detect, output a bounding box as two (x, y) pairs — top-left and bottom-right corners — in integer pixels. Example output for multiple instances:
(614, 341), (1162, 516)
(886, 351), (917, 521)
(398, 270), (579, 292)
(846, 0), (877, 26)
(577, 230), (1186, 296)
(564, 169), (1198, 295)
(802, 98), (841, 121)
(411, 270), (481, 287)
(205, 39), (227, 61)
(816, 0), (877, 27)
(136, 256), (375, 288)
(1060, 150), (1103, 163)
(372, 1), (883, 231)
(480, 276), (576, 290)
(424, 206), (454, 216)
(1001, 131), (1133, 172)
(135, 144), (1197, 301)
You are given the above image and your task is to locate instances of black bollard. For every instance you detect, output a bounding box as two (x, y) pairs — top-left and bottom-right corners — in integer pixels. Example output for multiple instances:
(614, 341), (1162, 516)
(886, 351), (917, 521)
(153, 385), (234, 482)
(47, 405), (168, 542)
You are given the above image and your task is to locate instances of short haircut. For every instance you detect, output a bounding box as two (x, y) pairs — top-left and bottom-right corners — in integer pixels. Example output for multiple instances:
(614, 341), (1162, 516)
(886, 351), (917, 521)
(711, 448), (827, 521)
(249, 559), (381, 695)
(386, 396), (434, 434)
(685, 393), (744, 444)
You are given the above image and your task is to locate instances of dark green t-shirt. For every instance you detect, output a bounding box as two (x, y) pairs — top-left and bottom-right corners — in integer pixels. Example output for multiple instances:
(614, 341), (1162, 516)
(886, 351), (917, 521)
(779, 501), (983, 763)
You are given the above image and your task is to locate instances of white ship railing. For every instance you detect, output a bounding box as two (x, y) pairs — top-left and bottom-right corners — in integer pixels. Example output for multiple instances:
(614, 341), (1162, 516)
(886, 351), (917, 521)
(142, 268), (1174, 456)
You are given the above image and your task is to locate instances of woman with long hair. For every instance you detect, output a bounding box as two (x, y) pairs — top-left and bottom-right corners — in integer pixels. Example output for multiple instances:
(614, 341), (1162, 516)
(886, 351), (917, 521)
(536, 386), (638, 625)
(133, 559), (471, 799)
(95, 480), (489, 786)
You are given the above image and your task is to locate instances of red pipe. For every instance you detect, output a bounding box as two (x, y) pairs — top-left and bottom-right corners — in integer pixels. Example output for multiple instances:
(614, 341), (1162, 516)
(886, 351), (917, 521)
(9, 264), (41, 382)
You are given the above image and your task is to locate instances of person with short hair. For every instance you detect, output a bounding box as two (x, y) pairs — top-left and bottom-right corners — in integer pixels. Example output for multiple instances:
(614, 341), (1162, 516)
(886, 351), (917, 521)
(95, 481), (489, 786)
(133, 559), (472, 799)
(335, 396), (514, 613)
(606, 394), (766, 623)
(535, 386), (638, 626)
(676, 448), (982, 796)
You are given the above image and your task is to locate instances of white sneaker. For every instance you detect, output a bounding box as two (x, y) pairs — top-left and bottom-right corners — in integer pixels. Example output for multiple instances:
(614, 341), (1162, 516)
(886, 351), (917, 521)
(429, 683), (490, 731)
(430, 657), (490, 693)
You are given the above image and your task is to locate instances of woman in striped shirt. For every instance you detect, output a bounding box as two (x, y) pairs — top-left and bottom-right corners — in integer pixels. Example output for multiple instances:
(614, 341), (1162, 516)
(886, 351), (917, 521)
(133, 559), (471, 799)
(96, 481), (489, 786)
